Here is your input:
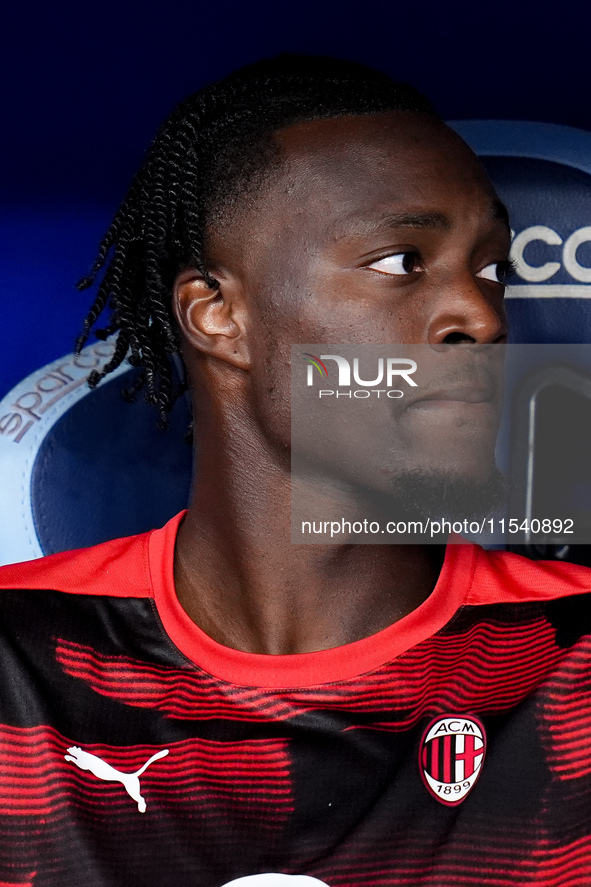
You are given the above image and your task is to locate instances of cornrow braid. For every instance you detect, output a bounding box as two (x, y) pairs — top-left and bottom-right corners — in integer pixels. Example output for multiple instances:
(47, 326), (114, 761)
(76, 54), (436, 426)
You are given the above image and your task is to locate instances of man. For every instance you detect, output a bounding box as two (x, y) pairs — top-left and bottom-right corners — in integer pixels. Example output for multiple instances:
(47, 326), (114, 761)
(0, 54), (589, 886)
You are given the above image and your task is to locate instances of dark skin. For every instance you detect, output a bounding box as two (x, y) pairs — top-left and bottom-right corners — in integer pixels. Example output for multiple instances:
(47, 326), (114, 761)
(172, 112), (511, 656)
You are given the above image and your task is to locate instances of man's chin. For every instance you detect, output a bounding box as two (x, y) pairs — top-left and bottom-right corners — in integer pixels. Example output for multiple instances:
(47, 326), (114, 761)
(365, 467), (507, 525)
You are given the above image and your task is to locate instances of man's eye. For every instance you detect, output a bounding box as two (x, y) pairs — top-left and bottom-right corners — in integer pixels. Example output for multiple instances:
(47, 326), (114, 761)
(368, 252), (420, 275)
(477, 260), (515, 283)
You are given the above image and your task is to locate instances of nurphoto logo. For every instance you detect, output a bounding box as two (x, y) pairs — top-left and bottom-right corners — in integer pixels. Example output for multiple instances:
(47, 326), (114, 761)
(303, 352), (418, 399)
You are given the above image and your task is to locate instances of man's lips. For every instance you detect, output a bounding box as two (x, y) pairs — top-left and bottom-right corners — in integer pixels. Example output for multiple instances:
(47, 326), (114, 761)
(406, 385), (498, 407)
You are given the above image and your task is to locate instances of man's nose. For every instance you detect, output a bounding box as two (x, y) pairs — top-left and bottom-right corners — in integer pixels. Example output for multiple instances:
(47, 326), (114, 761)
(427, 274), (508, 345)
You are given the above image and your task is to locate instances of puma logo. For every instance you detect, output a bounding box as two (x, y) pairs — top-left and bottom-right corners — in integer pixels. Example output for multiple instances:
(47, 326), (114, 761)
(65, 746), (169, 812)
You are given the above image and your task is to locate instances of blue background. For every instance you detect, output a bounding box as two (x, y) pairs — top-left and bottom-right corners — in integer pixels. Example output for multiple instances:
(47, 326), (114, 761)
(2, 0), (590, 395)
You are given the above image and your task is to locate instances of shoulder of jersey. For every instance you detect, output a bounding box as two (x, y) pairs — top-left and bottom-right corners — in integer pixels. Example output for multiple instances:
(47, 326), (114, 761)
(0, 530), (152, 598)
(468, 545), (591, 606)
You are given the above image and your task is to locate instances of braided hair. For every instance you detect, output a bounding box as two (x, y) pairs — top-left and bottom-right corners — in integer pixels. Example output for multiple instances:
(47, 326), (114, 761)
(76, 54), (436, 426)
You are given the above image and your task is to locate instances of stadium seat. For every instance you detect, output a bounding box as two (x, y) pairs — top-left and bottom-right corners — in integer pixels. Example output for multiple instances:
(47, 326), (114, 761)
(0, 343), (192, 564)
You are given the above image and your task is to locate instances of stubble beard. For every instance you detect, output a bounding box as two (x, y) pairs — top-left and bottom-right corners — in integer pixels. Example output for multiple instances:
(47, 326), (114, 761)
(361, 464), (507, 525)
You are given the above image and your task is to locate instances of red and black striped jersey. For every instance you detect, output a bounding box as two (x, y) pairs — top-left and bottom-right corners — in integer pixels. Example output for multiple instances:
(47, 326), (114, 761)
(0, 512), (590, 886)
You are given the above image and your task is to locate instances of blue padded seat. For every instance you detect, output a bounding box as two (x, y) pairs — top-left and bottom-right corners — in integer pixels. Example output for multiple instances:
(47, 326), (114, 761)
(0, 342), (192, 564)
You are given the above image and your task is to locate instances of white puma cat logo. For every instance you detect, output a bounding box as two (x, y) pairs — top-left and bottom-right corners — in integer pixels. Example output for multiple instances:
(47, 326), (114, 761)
(65, 746), (169, 812)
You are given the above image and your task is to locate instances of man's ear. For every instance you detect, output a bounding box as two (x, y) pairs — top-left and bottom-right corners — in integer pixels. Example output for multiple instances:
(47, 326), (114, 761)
(173, 268), (250, 370)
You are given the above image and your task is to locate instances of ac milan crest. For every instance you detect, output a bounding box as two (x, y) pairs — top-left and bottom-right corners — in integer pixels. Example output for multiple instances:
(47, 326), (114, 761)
(419, 715), (486, 806)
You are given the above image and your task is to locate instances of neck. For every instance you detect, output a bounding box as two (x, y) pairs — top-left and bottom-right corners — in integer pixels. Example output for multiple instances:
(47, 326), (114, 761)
(174, 410), (444, 655)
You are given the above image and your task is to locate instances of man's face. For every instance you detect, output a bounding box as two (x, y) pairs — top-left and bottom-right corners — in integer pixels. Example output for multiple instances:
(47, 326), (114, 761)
(205, 111), (511, 503)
